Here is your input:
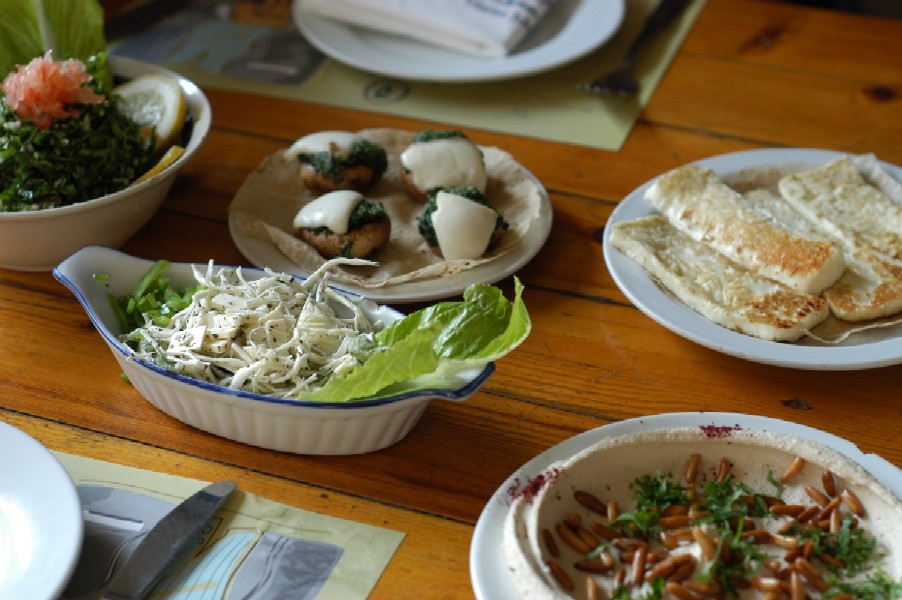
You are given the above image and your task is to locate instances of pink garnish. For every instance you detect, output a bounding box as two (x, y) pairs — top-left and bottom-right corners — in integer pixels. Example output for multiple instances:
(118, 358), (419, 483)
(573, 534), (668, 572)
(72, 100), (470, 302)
(506, 468), (560, 504)
(1, 50), (105, 130)
(699, 423), (742, 438)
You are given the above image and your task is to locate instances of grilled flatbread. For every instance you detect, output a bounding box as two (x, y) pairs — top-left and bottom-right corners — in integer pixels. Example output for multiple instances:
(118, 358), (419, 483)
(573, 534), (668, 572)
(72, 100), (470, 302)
(779, 156), (902, 262)
(645, 164), (845, 295)
(609, 215), (829, 341)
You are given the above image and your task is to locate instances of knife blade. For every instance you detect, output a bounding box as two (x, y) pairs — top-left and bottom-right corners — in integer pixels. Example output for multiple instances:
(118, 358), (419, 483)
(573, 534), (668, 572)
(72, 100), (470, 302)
(100, 480), (237, 600)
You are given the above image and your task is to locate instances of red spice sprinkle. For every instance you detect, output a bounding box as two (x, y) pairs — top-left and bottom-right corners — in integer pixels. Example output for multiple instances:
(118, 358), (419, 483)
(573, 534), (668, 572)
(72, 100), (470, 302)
(699, 423), (742, 438)
(507, 468), (560, 503)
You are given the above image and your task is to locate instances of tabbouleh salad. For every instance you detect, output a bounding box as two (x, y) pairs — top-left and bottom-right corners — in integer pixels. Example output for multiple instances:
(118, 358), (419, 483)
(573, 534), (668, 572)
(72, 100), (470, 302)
(0, 51), (157, 211)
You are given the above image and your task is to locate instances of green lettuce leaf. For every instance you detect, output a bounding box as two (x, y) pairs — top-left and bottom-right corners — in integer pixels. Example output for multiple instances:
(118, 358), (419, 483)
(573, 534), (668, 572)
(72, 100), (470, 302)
(0, 0), (106, 75)
(298, 277), (530, 402)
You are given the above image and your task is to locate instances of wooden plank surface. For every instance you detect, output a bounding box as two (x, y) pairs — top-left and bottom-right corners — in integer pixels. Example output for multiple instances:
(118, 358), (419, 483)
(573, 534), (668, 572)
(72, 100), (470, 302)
(3, 1), (902, 598)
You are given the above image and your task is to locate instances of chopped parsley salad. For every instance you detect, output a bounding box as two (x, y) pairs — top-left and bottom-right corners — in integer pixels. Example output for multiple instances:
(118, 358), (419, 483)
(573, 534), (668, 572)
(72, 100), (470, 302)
(0, 51), (183, 212)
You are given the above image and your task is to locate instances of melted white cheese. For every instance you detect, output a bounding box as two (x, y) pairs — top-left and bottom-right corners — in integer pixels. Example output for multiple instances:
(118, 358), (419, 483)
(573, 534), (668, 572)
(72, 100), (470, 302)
(400, 138), (487, 192)
(292, 190), (362, 234)
(284, 131), (362, 158)
(431, 191), (497, 260)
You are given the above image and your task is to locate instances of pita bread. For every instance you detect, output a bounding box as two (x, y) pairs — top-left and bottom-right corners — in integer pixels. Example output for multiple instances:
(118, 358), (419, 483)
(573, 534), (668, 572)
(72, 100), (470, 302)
(229, 128), (544, 287)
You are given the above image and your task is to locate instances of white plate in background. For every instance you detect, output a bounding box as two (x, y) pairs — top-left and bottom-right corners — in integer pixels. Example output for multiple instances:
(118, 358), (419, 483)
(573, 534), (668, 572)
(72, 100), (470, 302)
(470, 411), (902, 600)
(293, 0), (625, 82)
(602, 148), (902, 370)
(0, 420), (83, 600)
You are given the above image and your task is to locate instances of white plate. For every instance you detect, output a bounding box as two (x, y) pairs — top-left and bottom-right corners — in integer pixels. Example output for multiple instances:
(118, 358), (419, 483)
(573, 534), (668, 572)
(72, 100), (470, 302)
(229, 186), (552, 304)
(470, 411), (902, 600)
(292, 0), (625, 82)
(0, 420), (83, 600)
(602, 148), (902, 370)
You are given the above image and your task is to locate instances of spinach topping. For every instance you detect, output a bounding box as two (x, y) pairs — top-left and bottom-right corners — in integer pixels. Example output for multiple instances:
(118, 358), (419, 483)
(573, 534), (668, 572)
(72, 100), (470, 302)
(417, 186), (507, 248)
(297, 139), (387, 180)
(0, 53), (157, 212)
(412, 128), (469, 144)
(304, 199), (386, 235)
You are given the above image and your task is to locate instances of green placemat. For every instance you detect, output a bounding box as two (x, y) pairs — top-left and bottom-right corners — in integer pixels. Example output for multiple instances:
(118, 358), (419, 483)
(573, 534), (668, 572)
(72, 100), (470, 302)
(111, 0), (705, 150)
(57, 452), (403, 599)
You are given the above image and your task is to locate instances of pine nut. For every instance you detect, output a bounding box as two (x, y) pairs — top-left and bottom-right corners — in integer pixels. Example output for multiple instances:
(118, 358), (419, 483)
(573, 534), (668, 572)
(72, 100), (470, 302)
(716, 457), (732, 482)
(806, 485), (830, 507)
(590, 521), (617, 540)
(795, 557), (827, 592)
(665, 582), (698, 600)
(542, 528), (560, 558)
(780, 456), (806, 483)
(769, 504), (806, 517)
(685, 453), (701, 485)
(574, 490), (608, 515)
(607, 499), (619, 522)
(564, 512), (582, 529)
(790, 570), (805, 600)
(692, 526), (716, 560)
(547, 560), (573, 592)
(585, 576), (601, 600)
(574, 559), (613, 574)
(822, 469), (837, 497)
(841, 488), (865, 517)
(556, 522), (592, 554)
(631, 545), (647, 587)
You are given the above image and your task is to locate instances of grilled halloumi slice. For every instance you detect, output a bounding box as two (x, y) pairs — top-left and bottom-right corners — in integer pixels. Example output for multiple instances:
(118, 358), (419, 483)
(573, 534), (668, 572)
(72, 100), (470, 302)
(645, 164), (845, 295)
(778, 156), (902, 261)
(744, 188), (902, 321)
(609, 215), (829, 341)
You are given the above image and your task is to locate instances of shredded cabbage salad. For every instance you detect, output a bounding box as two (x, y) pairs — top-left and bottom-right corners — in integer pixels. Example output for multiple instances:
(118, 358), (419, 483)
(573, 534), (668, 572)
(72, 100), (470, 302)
(115, 258), (531, 402)
(120, 258), (382, 398)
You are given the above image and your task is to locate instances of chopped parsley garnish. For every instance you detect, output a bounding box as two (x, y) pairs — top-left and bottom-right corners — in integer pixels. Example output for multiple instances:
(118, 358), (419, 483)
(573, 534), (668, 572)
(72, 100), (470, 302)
(412, 128), (469, 144)
(302, 199), (387, 235)
(297, 138), (387, 180)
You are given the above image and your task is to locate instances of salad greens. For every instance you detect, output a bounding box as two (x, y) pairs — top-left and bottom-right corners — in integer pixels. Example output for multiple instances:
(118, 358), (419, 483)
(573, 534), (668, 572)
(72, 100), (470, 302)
(302, 278), (529, 401)
(0, 0), (106, 76)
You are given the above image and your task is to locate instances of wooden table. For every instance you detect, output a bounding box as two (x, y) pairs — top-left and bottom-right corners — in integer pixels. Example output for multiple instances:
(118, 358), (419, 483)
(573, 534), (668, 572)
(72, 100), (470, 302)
(4, 0), (902, 597)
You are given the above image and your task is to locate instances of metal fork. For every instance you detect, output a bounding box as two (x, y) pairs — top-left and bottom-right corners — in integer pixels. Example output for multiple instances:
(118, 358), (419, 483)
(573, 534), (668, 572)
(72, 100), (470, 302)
(579, 0), (693, 97)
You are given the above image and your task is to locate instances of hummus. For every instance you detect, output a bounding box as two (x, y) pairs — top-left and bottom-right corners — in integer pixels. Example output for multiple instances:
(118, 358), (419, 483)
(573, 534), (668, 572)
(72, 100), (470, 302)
(229, 128), (544, 288)
(503, 428), (902, 599)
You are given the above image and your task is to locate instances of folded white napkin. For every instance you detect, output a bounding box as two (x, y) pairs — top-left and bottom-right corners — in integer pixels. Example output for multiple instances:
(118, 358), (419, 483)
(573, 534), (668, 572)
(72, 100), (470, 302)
(297, 0), (557, 58)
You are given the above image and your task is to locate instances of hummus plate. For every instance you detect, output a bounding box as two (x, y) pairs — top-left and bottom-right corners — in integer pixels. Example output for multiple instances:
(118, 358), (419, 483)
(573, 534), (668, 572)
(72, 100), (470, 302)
(470, 413), (902, 600)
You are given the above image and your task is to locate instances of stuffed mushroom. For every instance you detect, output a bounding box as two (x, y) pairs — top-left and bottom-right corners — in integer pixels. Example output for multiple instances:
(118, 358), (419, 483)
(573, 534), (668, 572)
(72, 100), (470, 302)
(293, 190), (391, 259)
(418, 186), (507, 260)
(400, 129), (487, 202)
(286, 131), (388, 193)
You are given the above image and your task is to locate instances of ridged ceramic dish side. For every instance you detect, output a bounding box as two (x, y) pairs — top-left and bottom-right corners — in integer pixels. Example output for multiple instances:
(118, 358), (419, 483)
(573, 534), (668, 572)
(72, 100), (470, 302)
(53, 246), (494, 455)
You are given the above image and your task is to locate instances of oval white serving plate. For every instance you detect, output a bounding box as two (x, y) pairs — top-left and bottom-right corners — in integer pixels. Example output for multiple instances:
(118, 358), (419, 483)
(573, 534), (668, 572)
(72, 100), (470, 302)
(53, 246), (494, 454)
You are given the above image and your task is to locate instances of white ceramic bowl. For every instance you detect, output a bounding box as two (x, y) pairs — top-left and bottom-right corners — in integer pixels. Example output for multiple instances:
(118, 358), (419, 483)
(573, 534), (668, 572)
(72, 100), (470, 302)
(0, 57), (211, 271)
(54, 246), (494, 455)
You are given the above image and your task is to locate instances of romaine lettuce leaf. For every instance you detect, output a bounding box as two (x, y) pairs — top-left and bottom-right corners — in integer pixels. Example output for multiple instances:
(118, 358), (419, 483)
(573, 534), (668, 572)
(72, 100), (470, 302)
(298, 278), (530, 402)
(0, 0), (106, 75)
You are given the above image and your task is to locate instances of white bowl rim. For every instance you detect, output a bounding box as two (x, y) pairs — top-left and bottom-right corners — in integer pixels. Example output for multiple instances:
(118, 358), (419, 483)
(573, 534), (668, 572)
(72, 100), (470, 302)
(53, 245), (495, 410)
(0, 56), (211, 221)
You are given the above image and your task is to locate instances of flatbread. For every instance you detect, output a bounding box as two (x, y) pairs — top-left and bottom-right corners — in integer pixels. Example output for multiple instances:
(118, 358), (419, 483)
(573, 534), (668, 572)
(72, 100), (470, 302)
(229, 128), (544, 287)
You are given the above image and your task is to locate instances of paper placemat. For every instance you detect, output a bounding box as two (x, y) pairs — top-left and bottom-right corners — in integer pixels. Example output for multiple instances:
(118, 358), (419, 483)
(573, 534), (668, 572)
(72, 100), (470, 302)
(110, 0), (705, 150)
(56, 452), (403, 600)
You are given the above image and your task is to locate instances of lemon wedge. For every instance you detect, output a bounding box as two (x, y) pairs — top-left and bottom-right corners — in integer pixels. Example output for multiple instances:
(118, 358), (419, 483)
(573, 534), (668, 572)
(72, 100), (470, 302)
(131, 145), (185, 185)
(114, 74), (187, 153)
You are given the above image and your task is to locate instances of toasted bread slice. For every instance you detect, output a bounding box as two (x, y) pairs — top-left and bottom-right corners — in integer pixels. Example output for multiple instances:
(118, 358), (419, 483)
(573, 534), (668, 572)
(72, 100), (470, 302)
(744, 188), (902, 321)
(609, 216), (829, 341)
(778, 156), (902, 261)
(645, 164), (845, 295)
